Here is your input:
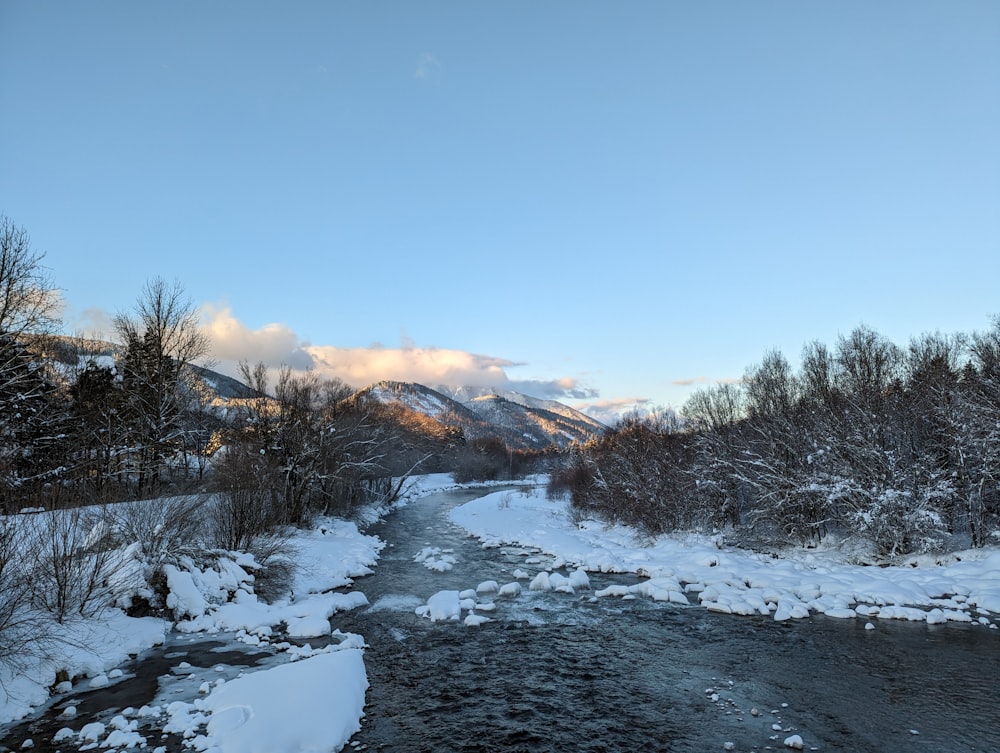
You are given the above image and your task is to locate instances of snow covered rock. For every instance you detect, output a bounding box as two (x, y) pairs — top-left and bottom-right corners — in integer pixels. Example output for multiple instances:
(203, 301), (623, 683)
(498, 582), (522, 597)
(529, 572), (552, 591)
(416, 590), (462, 621)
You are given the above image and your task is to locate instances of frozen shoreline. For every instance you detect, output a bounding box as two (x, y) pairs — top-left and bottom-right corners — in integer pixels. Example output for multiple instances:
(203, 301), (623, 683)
(449, 487), (1000, 627)
(0, 473), (503, 750)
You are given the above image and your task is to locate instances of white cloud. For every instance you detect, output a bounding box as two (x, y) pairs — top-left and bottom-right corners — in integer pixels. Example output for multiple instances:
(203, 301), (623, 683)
(672, 375), (742, 387)
(572, 397), (652, 426)
(201, 304), (314, 370)
(672, 376), (709, 387)
(414, 52), (441, 80)
(199, 305), (594, 401)
(65, 306), (115, 340)
(305, 343), (509, 387)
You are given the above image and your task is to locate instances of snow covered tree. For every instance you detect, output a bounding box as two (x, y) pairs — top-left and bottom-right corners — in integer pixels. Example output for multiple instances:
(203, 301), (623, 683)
(0, 337), (68, 511)
(68, 359), (125, 501)
(960, 319), (1000, 546)
(0, 216), (60, 338)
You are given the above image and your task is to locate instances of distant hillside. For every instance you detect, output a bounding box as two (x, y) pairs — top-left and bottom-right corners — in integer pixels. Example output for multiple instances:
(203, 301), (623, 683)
(24, 336), (605, 451)
(24, 334), (258, 402)
(439, 385), (607, 434)
(360, 380), (605, 450)
(187, 364), (261, 400)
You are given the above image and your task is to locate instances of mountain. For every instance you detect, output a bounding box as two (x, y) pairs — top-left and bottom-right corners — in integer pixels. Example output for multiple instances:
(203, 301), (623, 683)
(461, 394), (602, 449)
(25, 335), (604, 452)
(187, 364), (261, 400)
(359, 381), (605, 450)
(437, 385), (607, 435)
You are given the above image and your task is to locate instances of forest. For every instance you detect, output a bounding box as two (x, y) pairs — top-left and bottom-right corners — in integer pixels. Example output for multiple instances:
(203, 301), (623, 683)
(554, 322), (1000, 557)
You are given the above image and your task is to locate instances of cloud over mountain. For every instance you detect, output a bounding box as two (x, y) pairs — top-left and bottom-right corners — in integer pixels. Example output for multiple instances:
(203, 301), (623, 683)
(200, 304), (595, 401)
(201, 304), (314, 370)
(572, 397), (652, 426)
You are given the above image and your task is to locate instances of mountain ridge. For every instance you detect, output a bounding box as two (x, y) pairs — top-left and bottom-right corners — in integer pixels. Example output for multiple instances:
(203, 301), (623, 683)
(23, 335), (604, 451)
(359, 380), (605, 450)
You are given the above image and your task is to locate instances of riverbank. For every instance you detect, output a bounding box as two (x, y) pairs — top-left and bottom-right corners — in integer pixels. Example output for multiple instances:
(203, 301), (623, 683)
(9, 475), (996, 752)
(449, 487), (1000, 627)
(0, 474), (530, 750)
(0, 474), (487, 748)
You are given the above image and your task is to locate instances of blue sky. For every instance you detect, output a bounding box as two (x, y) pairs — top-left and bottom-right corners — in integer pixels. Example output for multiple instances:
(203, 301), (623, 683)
(2, 2), (998, 423)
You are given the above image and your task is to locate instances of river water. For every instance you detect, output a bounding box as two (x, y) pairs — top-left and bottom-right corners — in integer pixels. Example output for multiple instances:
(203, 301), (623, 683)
(338, 487), (1000, 753)
(4, 487), (998, 752)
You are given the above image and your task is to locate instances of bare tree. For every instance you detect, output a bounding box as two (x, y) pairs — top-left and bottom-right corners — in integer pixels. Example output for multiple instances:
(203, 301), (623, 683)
(835, 325), (903, 413)
(222, 362), (394, 525)
(0, 216), (60, 338)
(682, 383), (743, 432)
(743, 350), (798, 419)
(114, 278), (209, 495)
(962, 318), (1000, 545)
(0, 218), (65, 510)
(0, 516), (45, 668)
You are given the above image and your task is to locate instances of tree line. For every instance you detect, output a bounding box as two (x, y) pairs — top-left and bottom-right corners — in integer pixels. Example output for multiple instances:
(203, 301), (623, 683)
(554, 323), (1000, 557)
(0, 215), (471, 517)
(0, 214), (552, 665)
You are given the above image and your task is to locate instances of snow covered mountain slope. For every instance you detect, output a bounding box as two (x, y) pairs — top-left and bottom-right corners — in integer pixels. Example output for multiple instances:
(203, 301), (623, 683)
(438, 385), (607, 435)
(461, 394), (602, 449)
(359, 381), (605, 450)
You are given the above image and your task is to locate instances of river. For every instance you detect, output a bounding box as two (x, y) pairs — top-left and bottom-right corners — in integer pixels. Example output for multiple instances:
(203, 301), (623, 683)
(338, 487), (1000, 753)
(4, 486), (999, 752)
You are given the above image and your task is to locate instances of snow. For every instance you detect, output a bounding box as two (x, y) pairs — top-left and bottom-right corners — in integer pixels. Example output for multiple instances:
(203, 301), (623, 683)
(0, 611), (167, 724)
(416, 590), (464, 621)
(498, 582), (522, 597)
(414, 546), (458, 572)
(6, 473), (997, 751)
(196, 650), (367, 753)
(448, 487), (1000, 628)
(0, 473), (475, 743)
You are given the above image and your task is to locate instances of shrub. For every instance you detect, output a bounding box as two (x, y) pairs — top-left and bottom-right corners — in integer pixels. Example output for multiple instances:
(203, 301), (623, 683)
(209, 450), (295, 568)
(0, 516), (43, 667)
(101, 495), (208, 568)
(28, 508), (116, 622)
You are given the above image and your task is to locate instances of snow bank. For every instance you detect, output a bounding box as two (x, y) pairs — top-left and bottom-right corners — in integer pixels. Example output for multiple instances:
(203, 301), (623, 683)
(449, 488), (1000, 627)
(197, 649), (367, 753)
(168, 518), (380, 639)
(0, 512), (381, 730)
(0, 612), (167, 725)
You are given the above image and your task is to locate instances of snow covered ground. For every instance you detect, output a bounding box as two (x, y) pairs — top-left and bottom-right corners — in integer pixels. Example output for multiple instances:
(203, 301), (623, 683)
(0, 512), (380, 752)
(9, 474), (995, 752)
(0, 474), (475, 751)
(449, 487), (1000, 628)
